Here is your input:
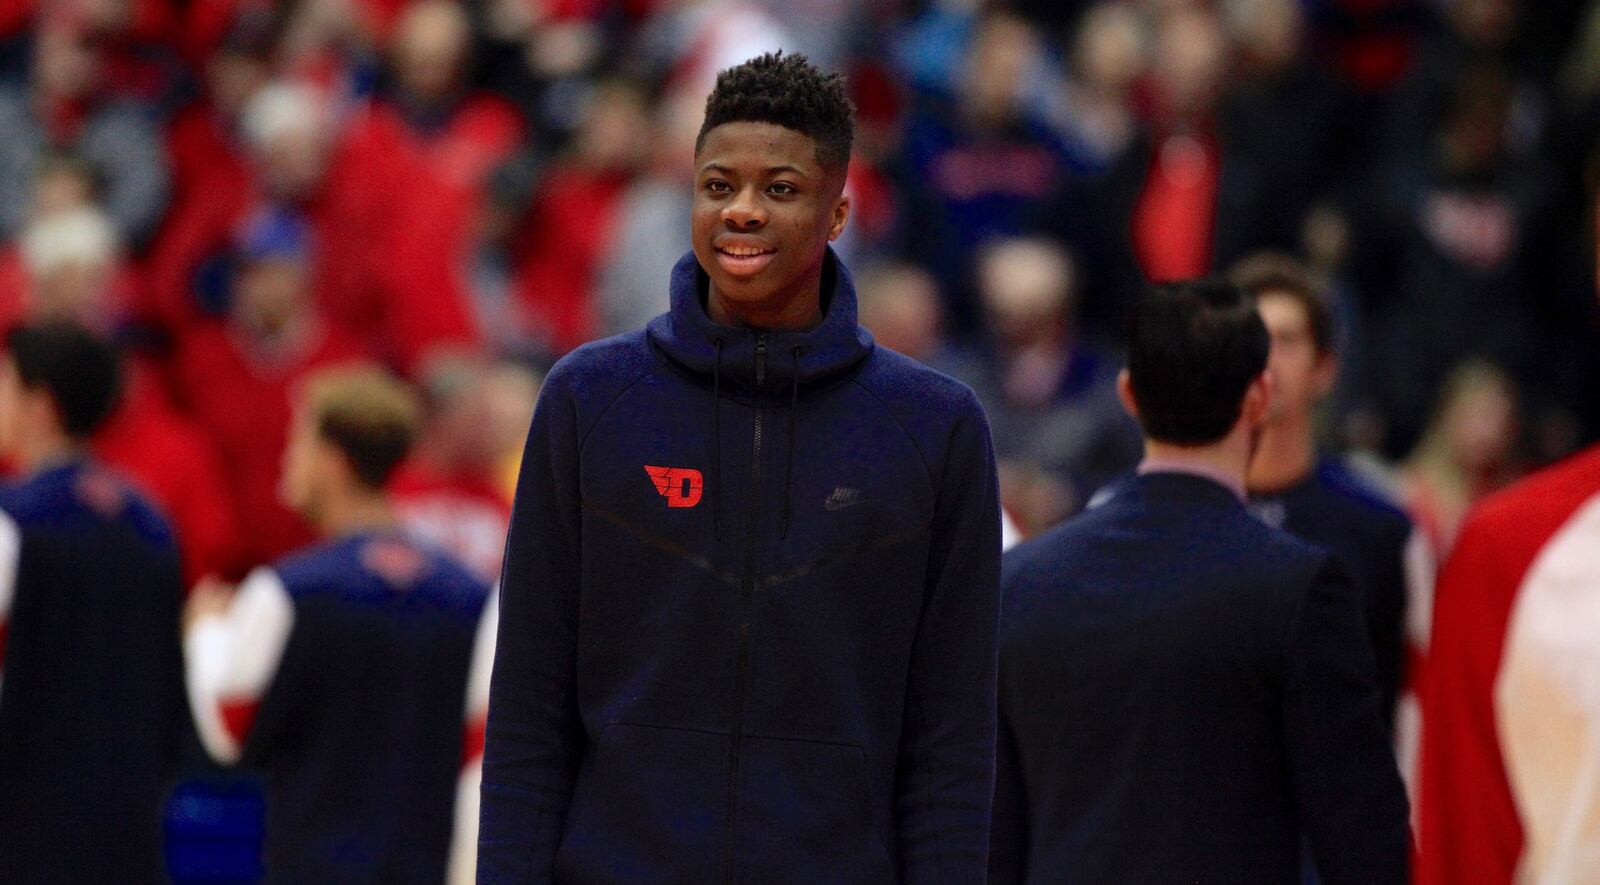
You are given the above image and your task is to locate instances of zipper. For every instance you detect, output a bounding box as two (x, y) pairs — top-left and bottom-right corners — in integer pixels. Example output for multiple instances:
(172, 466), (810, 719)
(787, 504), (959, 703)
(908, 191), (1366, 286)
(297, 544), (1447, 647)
(725, 333), (766, 884)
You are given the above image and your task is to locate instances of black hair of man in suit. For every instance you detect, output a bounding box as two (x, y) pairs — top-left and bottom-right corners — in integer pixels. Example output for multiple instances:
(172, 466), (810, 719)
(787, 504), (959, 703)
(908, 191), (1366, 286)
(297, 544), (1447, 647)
(1123, 278), (1270, 445)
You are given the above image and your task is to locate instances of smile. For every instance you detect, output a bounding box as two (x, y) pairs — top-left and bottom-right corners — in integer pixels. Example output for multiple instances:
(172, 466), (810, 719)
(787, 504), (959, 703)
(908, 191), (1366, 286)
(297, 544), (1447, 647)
(713, 245), (776, 276)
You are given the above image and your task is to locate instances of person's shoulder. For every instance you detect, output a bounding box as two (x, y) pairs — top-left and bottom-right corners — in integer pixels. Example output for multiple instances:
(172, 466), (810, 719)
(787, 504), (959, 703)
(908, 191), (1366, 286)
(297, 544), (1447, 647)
(544, 330), (661, 398)
(270, 537), (354, 597)
(107, 473), (179, 552)
(1313, 459), (1413, 538)
(1457, 445), (1600, 551)
(855, 344), (985, 420)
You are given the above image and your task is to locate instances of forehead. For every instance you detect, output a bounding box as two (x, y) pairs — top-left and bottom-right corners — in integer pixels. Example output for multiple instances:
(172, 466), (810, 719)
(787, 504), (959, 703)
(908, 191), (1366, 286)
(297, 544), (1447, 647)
(1256, 290), (1312, 333)
(696, 121), (823, 174)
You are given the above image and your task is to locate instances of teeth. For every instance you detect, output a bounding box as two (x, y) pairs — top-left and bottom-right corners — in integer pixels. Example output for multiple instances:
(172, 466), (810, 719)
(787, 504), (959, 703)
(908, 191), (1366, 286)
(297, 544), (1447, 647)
(721, 247), (768, 257)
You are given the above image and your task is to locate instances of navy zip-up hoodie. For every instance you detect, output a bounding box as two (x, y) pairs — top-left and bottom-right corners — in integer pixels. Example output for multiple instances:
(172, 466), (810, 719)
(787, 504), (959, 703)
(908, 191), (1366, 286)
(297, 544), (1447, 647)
(479, 249), (1001, 884)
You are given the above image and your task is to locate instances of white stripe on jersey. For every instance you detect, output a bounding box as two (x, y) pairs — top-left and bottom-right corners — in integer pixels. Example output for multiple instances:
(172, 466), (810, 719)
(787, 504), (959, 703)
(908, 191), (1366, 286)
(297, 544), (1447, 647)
(184, 567), (295, 763)
(0, 509), (18, 703)
(1496, 492), (1600, 883)
(448, 586), (499, 885)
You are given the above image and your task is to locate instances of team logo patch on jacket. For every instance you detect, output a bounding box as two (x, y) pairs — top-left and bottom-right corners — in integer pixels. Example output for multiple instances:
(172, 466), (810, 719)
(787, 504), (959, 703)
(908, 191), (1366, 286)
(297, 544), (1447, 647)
(644, 465), (703, 508)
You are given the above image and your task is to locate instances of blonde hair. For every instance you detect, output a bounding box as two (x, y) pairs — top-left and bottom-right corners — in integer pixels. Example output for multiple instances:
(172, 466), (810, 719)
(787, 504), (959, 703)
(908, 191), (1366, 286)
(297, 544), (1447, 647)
(300, 364), (422, 489)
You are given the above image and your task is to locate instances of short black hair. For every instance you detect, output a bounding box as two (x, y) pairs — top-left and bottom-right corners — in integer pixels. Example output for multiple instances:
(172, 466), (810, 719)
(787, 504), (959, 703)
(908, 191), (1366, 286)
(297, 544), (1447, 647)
(5, 321), (123, 439)
(1126, 278), (1269, 445)
(1229, 251), (1334, 354)
(696, 51), (855, 174)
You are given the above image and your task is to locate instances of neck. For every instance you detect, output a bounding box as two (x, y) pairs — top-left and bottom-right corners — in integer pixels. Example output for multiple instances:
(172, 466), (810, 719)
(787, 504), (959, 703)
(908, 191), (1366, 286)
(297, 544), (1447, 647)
(1247, 415), (1317, 493)
(1141, 432), (1252, 499)
(315, 490), (398, 539)
(706, 262), (826, 332)
(15, 430), (82, 475)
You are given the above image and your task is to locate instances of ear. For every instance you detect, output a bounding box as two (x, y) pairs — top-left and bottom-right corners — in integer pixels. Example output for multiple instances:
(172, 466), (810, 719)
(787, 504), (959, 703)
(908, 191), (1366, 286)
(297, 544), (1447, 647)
(1242, 370), (1274, 426)
(827, 190), (851, 242)
(1310, 351), (1339, 399)
(1116, 369), (1140, 421)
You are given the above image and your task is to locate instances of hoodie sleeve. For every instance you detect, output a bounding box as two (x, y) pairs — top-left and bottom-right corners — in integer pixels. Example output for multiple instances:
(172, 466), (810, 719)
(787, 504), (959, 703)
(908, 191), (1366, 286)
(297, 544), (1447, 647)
(477, 370), (586, 884)
(1282, 556), (1412, 884)
(896, 391), (1001, 882)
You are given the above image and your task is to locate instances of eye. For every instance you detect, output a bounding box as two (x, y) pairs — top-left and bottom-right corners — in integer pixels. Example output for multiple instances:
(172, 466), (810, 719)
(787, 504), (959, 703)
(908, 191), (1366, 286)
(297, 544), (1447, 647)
(768, 182), (798, 196)
(704, 179), (731, 194)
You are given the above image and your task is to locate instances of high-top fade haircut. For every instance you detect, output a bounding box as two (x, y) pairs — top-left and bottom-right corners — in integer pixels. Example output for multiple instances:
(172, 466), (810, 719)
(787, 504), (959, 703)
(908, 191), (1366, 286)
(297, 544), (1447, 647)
(1126, 278), (1270, 445)
(696, 51), (855, 176)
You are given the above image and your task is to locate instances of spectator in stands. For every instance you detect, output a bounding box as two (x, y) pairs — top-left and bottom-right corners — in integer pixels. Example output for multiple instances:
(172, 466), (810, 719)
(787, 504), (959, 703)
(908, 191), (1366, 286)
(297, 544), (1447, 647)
(0, 12), (169, 247)
(1219, 0), (1358, 253)
(514, 77), (651, 354)
(146, 8), (272, 330)
(370, 0), (524, 372)
(899, 11), (1071, 331)
(941, 237), (1140, 522)
(183, 365), (492, 882)
(1048, 1), (1145, 174)
(595, 92), (701, 339)
(1400, 358), (1523, 562)
(855, 261), (946, 364)
(391, 354), (538, 583)
(1370, 61), (1551, 453)
(1045, 4), (1248, 336)
(174, 206), (367, 570)
(0, 321), (185, 884)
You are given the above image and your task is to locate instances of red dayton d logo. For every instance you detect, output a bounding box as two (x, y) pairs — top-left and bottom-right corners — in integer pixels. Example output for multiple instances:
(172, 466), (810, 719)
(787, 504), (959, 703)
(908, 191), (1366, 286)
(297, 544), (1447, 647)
(644, 465), (704, 508)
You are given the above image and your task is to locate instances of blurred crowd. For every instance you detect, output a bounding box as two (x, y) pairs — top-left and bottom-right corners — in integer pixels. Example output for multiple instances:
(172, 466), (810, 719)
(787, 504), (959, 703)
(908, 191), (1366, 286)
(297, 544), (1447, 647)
(1, 0), (1598, 576)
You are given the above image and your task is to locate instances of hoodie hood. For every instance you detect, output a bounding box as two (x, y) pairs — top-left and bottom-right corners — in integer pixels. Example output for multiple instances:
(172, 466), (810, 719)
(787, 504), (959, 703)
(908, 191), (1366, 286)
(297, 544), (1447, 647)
(647, 247), (875, 393)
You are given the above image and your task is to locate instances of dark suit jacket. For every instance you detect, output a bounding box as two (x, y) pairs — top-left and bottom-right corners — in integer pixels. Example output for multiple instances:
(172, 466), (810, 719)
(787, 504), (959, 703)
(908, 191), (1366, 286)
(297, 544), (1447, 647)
(990, 471), (1410, 884)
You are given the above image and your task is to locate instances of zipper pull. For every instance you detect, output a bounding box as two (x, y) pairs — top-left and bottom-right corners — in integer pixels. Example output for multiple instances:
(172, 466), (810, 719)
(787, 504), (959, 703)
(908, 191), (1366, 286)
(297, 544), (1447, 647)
(755, 334), (767, 386)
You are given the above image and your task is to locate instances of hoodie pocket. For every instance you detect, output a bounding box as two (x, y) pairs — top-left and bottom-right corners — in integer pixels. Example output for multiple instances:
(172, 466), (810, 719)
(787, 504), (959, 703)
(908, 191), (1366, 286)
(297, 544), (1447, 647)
(554, 722), (727, 884)
(737, 735), (894, 884)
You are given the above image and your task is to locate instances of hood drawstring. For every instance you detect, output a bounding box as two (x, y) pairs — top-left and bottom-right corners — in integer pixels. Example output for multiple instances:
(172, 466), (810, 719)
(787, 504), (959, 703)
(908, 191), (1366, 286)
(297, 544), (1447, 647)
(711, 338), (724, 542)
(780, 345), (803, 540)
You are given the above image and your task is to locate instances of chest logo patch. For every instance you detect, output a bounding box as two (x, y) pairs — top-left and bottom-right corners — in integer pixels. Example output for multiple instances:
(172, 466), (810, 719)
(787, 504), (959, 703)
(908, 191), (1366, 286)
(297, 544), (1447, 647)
(824, 487), (863, 511)
(645, 465), (704, 508)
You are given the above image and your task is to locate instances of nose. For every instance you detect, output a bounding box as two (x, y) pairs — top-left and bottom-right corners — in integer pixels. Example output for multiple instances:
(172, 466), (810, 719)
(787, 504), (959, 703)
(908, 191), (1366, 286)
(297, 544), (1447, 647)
(721, 185), (766, 229)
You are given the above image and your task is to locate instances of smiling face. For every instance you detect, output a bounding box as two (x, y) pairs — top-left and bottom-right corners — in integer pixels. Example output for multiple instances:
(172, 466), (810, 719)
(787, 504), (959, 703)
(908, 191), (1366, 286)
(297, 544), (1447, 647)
(691, 121), (850, 330)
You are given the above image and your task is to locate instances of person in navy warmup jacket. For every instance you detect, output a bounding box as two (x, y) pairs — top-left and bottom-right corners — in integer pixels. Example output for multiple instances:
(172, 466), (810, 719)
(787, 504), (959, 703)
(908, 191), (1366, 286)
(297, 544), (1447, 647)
(478, 52), (1002, 884)
(183, 366), (492, 883)
(0, 321), (186, 884)
(990, 279), (1410, 884)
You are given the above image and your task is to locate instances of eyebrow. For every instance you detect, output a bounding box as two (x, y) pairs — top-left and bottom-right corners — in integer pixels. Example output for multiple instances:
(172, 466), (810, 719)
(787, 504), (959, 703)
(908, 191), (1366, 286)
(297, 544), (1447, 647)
(699, 163), (810, 178)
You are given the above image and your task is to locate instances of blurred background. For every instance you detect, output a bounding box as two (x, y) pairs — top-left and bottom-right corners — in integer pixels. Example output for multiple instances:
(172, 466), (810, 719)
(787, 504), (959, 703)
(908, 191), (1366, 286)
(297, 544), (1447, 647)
(3, 0), (1597, 567)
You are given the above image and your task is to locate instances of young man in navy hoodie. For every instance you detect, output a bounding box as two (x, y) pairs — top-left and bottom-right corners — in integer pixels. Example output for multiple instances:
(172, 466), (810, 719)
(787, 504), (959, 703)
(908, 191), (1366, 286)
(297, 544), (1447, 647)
(478, 52), (1002, 883)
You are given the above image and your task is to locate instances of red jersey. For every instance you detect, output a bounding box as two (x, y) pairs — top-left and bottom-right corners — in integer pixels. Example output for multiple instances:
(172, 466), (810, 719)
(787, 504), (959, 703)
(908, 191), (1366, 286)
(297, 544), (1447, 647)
(1416, 445), (1600, 883)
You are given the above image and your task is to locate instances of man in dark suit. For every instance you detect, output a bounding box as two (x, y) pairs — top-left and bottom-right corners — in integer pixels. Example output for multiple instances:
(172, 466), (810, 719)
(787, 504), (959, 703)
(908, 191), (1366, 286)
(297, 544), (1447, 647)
(990, 278), (1410, 884)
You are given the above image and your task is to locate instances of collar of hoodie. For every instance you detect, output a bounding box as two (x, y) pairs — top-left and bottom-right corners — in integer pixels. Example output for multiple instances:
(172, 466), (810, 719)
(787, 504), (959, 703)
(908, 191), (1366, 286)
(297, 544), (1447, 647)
(647, 248), (875, 541)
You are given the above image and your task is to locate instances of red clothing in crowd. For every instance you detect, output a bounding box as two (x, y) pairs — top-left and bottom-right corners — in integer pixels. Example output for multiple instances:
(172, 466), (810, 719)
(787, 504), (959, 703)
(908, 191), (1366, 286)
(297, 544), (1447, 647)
(1416, 445), (1600, 884)
(390, 457), (512, 583)
(363, 95), (523, 371)
(174, 319), (368, 569)
(94, 362), (239, 584)
(514, 166), (631, 355)
(164, 102), (253, 219)
(1131, 129), (1221, 283)
(149, 100), (489, 369)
